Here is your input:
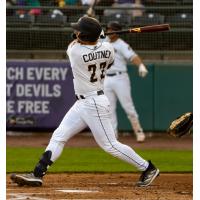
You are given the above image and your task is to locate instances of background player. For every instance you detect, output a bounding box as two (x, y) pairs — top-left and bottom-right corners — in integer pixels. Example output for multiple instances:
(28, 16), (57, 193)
(104, 21), (148, 142)
(11, 16), (159, 187)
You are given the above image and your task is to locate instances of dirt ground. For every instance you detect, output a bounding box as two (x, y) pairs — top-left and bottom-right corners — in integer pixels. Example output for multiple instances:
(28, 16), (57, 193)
(7, 132), (193, 200)
(6, 131), (192, 150)
(7, 173), (192, 200)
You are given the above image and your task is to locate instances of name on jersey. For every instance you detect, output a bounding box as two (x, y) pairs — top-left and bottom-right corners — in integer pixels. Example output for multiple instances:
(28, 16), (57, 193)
(83, 50), (111, 62)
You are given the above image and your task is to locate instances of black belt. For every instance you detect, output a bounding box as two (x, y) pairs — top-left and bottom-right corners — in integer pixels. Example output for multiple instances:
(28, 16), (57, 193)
(76, 90), (104, 100)
(106, 72), (124, 76)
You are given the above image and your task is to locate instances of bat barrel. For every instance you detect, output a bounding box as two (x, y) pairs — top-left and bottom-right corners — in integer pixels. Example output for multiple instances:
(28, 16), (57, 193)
(139, 24), (170, 33)
(104, 24), (170, 36)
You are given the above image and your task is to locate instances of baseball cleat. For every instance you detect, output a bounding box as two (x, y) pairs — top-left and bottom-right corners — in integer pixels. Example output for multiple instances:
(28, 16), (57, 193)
(10, 173), (43, 187)
(136, 131), (146, 142)
(136, 160), (159, 187)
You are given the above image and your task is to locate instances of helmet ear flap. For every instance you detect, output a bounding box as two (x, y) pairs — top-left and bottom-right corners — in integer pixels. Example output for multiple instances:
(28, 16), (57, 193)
(72, 32), (86, 41)
(77, 32), (86, 41)
(78, 32), (98, 42)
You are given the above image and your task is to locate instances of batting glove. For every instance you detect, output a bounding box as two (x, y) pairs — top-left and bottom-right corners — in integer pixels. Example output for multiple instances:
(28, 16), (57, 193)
(138, 63), (148, 78)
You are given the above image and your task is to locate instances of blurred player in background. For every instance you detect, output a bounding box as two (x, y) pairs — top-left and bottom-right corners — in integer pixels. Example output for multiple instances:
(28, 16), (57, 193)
(104, 21), (148, 142)
(11, 16), (159, 187)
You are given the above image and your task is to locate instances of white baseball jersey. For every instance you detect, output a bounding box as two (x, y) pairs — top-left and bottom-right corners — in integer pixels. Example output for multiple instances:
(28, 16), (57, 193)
(106, 38), (137, 73)
(104, 38), (142, 136)
(45, 39), (148, 173)
(67, 40), (114, 95)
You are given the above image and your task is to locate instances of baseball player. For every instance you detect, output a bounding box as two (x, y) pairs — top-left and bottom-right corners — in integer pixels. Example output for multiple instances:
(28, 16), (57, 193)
(11, 16), (159, 187)
(104, 21), (148, 142)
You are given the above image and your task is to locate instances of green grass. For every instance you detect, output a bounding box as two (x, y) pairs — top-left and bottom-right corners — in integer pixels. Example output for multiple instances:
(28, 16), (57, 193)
(7, 147), (192, 173)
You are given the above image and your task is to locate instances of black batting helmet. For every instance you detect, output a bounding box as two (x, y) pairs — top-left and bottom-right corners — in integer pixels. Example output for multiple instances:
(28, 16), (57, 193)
(107, 21), (122, 31)
(71, 16), (102, 42)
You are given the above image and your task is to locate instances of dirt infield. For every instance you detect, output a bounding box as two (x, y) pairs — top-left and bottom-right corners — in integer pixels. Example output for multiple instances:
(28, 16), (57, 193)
(6, 132), (192, 150)
(7, 132), (193, 199)
(7, 173), (192, 200)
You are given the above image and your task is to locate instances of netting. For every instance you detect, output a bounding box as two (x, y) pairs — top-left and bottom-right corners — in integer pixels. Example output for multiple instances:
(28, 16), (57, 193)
(6, 0), (193, 55)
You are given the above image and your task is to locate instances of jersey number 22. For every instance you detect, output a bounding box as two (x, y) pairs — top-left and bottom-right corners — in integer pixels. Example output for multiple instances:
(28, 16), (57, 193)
(88, 62), (107, 83)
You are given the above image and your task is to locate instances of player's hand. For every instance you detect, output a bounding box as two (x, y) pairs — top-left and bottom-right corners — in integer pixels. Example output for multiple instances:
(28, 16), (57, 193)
(138, 64), (148, 78)
(86, 7), (95, 17)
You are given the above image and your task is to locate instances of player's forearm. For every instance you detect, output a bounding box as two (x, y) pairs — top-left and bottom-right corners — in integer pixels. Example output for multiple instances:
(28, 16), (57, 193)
(131, 55), (148, 77)
(131, 55), (143, 67)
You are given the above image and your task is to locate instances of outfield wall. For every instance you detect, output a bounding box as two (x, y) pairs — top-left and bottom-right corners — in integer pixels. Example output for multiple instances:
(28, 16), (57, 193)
(6, 60), (192, 131)
(118, 62), (193, 131)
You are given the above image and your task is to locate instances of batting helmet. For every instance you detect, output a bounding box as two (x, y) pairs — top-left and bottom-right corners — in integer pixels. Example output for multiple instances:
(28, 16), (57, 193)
(71, 16), (102, 42)
(107, 21), (122, 31)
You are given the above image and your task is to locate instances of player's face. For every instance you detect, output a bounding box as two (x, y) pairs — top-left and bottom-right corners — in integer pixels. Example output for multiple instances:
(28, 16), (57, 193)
(107, 28), (118, 41)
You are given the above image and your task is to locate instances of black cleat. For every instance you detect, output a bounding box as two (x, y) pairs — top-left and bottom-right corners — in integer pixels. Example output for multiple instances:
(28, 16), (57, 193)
(136, 160), (159, 187)
(10, 173), (43, 187)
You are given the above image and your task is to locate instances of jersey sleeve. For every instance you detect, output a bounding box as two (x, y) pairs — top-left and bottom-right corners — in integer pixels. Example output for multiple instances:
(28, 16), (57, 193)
(67, 40), (77, 56)
(120, 41), (137, 61)
(110, 46), (115, 64)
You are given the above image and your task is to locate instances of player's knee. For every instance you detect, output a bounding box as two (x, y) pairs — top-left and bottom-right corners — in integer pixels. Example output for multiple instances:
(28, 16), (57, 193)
(123, 104), (138, 117)
(102, 141), (118, 154)
(51, 125), (71, 142)
(127, 111), (139, 120)
(33, 150), (53, 178)
(102, 144), (113, 153)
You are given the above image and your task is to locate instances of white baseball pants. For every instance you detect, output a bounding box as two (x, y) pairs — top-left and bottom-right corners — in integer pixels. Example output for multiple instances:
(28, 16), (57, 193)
(104, 73), (139, 133)
(46, 94), (148, 171)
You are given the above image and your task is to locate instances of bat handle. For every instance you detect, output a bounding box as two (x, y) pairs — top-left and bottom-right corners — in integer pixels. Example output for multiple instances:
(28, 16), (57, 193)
(129, 28), (141, 33)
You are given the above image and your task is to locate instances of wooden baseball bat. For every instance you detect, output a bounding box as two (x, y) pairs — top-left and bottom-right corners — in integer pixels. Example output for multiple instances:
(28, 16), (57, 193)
(105, 24), (170, 35)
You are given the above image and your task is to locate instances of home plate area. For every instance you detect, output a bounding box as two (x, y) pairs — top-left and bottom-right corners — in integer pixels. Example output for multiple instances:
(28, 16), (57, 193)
(7, 173), (192, 200)
(7, 190), (99, 200)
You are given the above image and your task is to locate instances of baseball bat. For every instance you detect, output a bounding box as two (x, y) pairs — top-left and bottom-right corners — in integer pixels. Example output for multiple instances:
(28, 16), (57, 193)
(104, 24), (170, 35)
(86, 0), (97, 17)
